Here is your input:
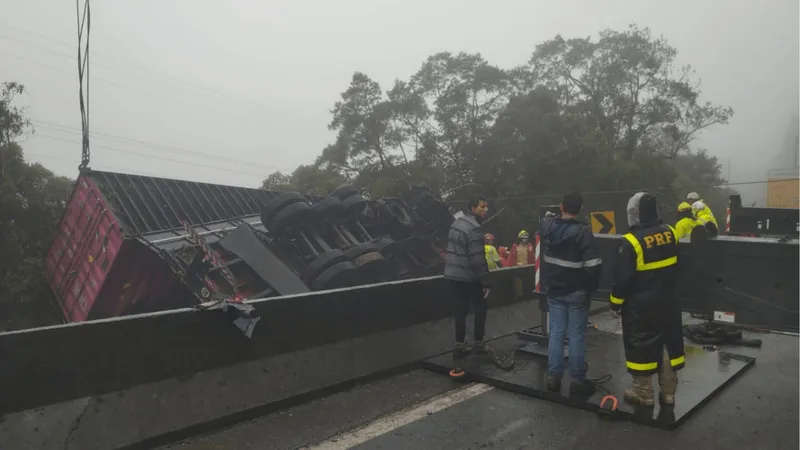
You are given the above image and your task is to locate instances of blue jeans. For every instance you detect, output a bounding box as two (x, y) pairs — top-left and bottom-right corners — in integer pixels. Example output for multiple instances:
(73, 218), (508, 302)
(547, 290), (589, 380)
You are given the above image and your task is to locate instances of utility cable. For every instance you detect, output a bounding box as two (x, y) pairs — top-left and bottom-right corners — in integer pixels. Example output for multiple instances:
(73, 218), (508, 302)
(32, 133), (271, 178)
(30, 120), (292, 171)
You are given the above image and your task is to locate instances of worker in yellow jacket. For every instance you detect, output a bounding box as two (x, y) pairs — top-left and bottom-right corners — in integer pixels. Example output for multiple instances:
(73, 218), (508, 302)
(687, 192), (719, 236)
(484, 233), (502, 270)
(674, 202), (698, 240)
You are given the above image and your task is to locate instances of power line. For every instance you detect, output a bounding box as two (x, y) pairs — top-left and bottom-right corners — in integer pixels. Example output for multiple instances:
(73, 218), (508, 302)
(30, 119), (292, 171)
(0, 30), (297, 121)
(31, 133), (270, 178)
(2, 49), (278, 124)
(24, 151), (250, 184)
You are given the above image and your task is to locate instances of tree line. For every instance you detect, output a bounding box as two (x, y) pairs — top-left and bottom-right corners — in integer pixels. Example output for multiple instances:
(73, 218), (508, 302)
(0, 82), (73, 331)
(263, 24), (734, 242)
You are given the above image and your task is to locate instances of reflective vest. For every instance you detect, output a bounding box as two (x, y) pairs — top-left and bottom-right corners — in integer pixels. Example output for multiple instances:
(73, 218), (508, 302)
(485, 245), (501, 270)
(610, 223), (684, 375)
(692, 200), (718, 228)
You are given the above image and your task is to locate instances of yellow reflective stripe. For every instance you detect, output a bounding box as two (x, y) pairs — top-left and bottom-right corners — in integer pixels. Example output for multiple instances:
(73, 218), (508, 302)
(670, 355), (685, 367)
(623, 233), (643, 267)
(610, 294), (624, 305)
(626, 360), (658, 371)
(622, 233), (678, 271)
(641, 256), (677, 270)
(667, 226), (678, 245)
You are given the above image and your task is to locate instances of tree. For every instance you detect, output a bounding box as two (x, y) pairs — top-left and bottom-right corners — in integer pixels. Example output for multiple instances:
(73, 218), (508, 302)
(289, 164), (347, 196)
(0, 82), (33, 179)
(529, 24), (732, 161)
(307, 24), (730, 237)
(0, 82), (71, 331)
(260, 165), (347, 197)
(261, 171), (292, 191)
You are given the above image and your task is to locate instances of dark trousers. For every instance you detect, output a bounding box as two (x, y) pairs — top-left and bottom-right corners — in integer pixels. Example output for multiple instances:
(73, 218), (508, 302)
(451, 280), (487, 343)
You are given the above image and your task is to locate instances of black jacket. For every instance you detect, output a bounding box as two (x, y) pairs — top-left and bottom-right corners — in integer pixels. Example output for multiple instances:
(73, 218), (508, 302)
(443, 213), (490, 286)
(539, 215), (602, 297)
(610, 221), (684, 375)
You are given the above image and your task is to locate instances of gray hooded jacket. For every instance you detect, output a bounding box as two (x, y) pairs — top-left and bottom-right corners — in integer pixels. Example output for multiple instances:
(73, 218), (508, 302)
(443, 214), (490, 285)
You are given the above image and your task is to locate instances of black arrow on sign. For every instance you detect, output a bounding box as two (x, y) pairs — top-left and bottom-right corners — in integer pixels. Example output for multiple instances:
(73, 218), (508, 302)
(593, 213), (613, 234)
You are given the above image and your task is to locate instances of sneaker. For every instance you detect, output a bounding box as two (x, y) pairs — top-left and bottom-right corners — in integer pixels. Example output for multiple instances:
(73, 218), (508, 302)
(545, 374), (562, 392)
(624, 388), (655, 406)
(569, 380), (596, 397)
(454, 341), (472, 357)
(659, 392), (675, 405)
(472, 340), (488, 354)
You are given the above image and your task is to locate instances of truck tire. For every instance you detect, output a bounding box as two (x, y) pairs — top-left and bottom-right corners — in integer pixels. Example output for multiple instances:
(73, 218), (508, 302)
(384, 198), (414, 228)
(304, 249), (349, 283)
(341, 194), (368, 217)
(329, 185), (360, 201)
(261, 192), (306, 225)
(352, 251), (392, 283)
(310, 196), (345, 219)
(344, 242), (380, 260)
(268, 201), (311, 232)
(311, 261), (358, 291)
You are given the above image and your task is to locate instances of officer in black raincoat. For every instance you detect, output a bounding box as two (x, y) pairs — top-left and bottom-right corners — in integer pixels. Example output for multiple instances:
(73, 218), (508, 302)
(610, 192), (684, 406)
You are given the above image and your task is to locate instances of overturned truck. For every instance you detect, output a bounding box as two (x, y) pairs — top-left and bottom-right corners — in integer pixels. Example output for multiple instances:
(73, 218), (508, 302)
(44, 170), (454, 322)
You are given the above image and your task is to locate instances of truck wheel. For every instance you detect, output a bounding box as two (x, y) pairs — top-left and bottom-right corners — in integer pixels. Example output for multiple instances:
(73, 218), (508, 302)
(268, 201), (311, 232)
(352, 251), (393, 283)
(304, 249), (349, 284)
(310, 196), (345, 219)
(329, 185), (360, 201)
(261, 192), (306, 225)
(385, 198), (414, 227)
(311, 261), (358, 291)
(344, 242), (380, 260)
(341, 194), (368, 217)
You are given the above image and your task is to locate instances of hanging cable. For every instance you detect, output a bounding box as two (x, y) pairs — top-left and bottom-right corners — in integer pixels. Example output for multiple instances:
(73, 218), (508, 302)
(76, 0), (91, 171)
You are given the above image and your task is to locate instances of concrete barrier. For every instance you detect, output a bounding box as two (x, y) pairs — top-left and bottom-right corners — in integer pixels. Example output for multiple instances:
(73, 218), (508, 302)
(0, 265), (537, 416)
(2, 265), (582, 450)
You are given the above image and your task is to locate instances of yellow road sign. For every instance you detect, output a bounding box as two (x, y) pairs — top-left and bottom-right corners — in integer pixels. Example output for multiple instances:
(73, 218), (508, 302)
(590, 211), (616, 234)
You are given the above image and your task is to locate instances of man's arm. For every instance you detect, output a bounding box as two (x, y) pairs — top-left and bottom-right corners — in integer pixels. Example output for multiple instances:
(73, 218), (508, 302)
(578, 226), (603, 294)
(468, 227), (490, 286)
(609, 240), (636, 312)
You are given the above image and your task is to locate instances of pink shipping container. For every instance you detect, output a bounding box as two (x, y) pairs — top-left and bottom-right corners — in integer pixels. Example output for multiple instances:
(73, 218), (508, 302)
(44, 170), (290, 322)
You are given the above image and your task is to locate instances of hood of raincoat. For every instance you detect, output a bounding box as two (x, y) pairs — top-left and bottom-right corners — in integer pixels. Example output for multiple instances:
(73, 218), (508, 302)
(627, 192), (659, 228)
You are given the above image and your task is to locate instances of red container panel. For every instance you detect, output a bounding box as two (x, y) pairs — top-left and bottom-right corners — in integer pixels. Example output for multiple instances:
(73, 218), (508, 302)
(90, 241), (186, 319)
(44, 176), (123, 322)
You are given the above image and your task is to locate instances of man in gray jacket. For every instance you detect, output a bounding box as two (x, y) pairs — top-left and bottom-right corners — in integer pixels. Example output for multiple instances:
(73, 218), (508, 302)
(444, 197), (491, 355)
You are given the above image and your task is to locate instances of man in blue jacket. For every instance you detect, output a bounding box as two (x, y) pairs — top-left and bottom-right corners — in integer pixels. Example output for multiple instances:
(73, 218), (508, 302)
(540, 192), (603, 396)
(444, 197), (491, 356)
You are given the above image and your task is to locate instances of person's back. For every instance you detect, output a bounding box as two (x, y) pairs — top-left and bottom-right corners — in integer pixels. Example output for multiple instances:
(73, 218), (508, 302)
(686, 192), (718, 236)
(674, 202), (698, 240)
(539, 192), (602, 396)
(611, 192), (683, 406)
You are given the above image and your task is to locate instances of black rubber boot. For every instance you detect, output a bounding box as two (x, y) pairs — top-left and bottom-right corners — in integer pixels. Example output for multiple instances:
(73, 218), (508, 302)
(454, 341), (472, 357)
(545, 374), (562, 392)
(569, 379), (596, 397)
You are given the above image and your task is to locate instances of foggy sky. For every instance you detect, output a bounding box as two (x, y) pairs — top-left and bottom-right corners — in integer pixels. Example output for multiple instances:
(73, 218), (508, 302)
(1, 0), (798, 205)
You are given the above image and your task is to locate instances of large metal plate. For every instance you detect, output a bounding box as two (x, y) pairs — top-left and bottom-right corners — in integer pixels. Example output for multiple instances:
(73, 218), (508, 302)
(422, 330), (755, 430)
(218, 224), (309, 296)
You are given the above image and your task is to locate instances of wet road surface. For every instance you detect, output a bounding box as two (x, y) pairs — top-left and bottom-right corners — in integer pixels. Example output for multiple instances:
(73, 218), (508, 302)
(163, 313), (798, 450)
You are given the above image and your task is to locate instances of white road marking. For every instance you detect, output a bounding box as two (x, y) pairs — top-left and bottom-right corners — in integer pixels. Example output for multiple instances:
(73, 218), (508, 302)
(307, 383), (494, 450)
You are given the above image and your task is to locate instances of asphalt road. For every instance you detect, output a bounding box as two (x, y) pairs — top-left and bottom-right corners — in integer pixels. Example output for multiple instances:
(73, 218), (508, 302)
(163, 313), (799, 450)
